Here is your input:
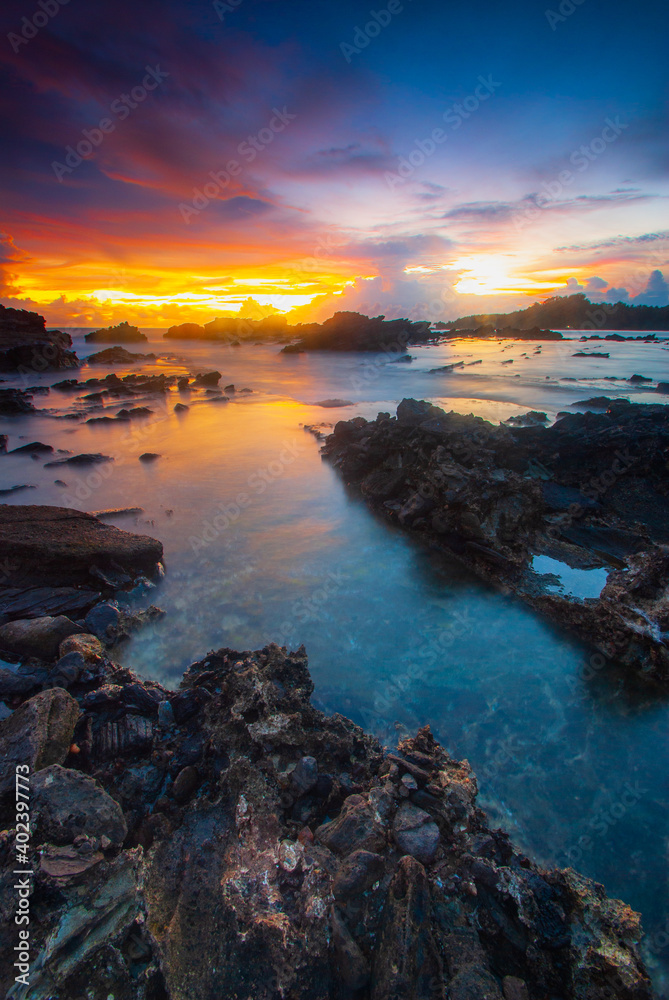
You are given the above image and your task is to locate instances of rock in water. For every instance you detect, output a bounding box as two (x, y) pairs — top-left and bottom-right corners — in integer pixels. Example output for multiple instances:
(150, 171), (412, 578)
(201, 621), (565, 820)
(0, 505), (163, 588)
(0, 304), (79, 372)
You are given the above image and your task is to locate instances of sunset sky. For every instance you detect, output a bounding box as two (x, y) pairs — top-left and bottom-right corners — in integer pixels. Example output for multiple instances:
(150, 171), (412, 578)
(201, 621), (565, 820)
(1, 0), (667, 328)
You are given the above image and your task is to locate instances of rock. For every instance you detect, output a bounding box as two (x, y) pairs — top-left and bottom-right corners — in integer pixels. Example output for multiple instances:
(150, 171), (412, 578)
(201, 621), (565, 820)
(0, 615), (84, 660)
(224, 383), (235, 392)
(172, 765), (199, 802)
(84, 321), (147, 343)
(174, 402), (189, 412)
(8, 441), (53, 455)
(0, 505), (163, 588)
(393, 802), (440, 863)
(0, 387), (36, 414)
(84, 601), (165, 645)
(48, 650), (85, 687)
(44, 453), (114, 467)
(502, 976), (530, 1000)
(0, 305), (79, 372)
(371, 856), (443, 999)
(0, 585), (100, 626)
(192, 370), (222, 387)
(87, 346), (155, 363)
(139, 452), (161, 462)
(628, 374), (652, 383)
(316, 794), (386, 855)
(0, 688), (79, 795)
(32, 764), (127, 845)
(0, 484), (36, 496)
(291, 755), (318, 795)
(59, 632), (105, 661)
(332, 850), (385, 900)
(331, 907), (370, 989)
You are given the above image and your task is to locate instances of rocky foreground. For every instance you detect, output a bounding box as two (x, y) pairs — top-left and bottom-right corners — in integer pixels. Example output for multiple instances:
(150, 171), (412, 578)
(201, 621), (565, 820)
(0, 507), (659, 999)
(322, 398), (669, 684)
(0, 638), (656, 1000)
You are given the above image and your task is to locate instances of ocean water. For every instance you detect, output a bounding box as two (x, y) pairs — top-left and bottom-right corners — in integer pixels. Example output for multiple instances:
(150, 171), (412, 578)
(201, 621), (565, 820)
(2, 330), (669, 992)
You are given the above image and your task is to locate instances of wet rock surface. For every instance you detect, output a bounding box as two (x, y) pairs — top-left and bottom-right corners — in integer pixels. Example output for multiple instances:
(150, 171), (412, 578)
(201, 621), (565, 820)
(322, 398), (669, 683)
(0, 643), (655, 999)
(0, 505), (163, 589)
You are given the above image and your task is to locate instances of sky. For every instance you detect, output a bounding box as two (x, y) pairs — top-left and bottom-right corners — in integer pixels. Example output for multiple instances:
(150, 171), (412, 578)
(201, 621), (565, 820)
(0, 0), (667, 328)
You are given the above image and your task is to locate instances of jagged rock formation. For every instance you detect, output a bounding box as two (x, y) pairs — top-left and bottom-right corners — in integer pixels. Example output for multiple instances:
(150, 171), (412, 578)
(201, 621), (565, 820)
(322, 399), (669, 682)
(0, 305), (79, 372)
(0, 642), (655, 999)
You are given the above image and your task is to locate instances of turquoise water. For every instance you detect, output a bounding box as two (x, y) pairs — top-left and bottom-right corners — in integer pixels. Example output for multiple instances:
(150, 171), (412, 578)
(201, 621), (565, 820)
(2, 331), (669, 992)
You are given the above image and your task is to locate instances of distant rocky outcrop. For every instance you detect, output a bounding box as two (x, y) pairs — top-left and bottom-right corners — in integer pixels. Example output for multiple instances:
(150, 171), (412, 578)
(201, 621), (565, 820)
(0, 305), (79, 372)
(85, 321), (147, 344)
(448, 293), (669, 332)
(281, 312), (434, 353)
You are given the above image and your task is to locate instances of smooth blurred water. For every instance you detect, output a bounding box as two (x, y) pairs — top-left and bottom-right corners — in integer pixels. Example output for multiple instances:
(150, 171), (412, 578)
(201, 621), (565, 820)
(2, 330), (669, 992)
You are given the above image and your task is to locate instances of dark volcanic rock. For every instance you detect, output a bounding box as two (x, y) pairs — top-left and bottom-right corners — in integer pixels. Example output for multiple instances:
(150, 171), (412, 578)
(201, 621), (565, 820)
(87, 346), (155, 363)
(32, 764), (127, 845)
(0, 387), (36, 414)
(44, 453), (114, 467)
(0, 505), (163, 588)
(84, 321), (147, 343)
(192, 370), (222, 387)
(0, 305), (79, 372)
(0, 687), (79, 795)
(0, 644), (654, 999)
(322, 399), (669, 682)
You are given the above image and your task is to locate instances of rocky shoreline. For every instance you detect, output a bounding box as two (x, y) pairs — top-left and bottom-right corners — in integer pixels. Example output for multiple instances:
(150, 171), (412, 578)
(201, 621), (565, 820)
(0, 506), (659, 999)
(322, 398), (669, 684)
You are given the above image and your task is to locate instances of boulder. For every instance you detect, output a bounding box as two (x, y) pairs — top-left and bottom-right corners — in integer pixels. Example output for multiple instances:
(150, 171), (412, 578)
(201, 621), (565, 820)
(0, 688), (79, 795)
(0, 615), (84, 660)
(32, 764), (127, 845)
(192, 371), (222, 387)
(393, 802), (440, 863)
(316, 794), (386, 855)
(0, 505), (163, 588)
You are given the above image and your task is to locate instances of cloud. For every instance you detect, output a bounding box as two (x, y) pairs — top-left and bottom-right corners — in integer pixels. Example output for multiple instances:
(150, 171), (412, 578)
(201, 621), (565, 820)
(555, 270), (669, 307)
